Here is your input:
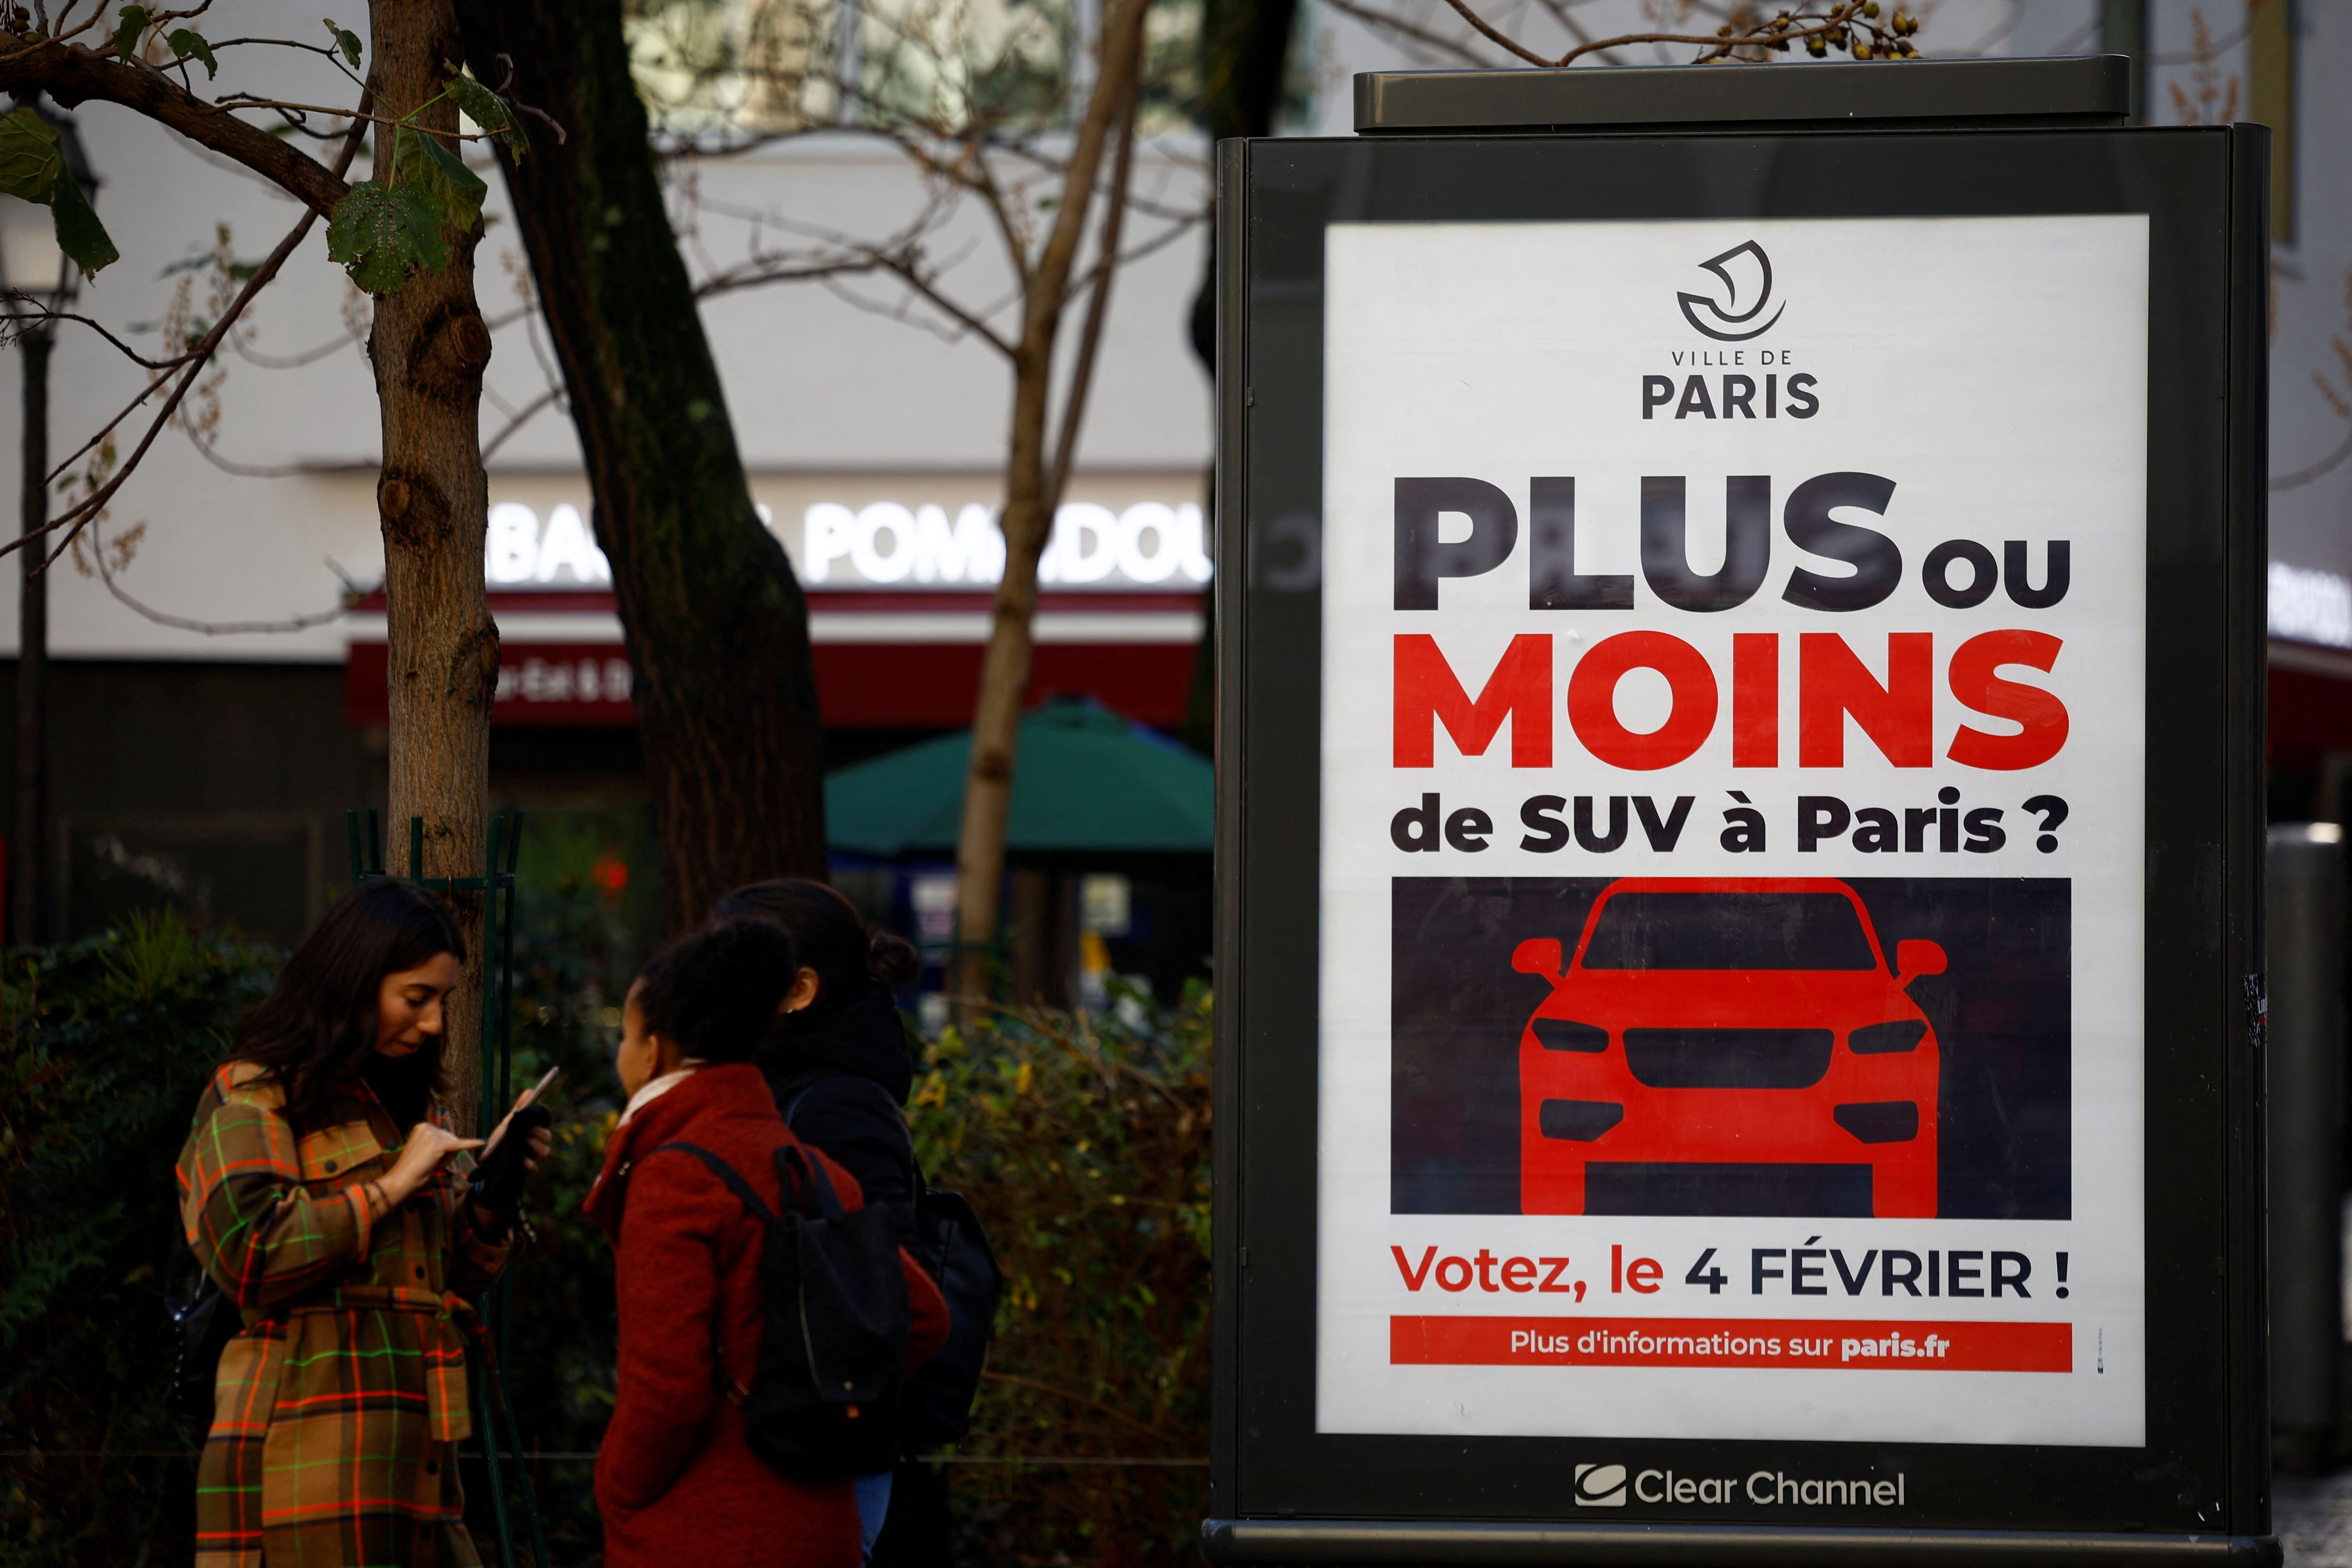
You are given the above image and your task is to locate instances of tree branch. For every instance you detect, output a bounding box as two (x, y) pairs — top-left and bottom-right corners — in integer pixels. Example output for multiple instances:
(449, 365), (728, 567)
(1315, 0), (1501, 67)
(479, 384), (562, 462)
(5, 100), (370, 569)
(2273, 425), (2352, 492)
(0, 298), (195, 371)
(89, 516), (358, 635)
(0, 40), (351, 214)
(1044, 71), (1138, 513)
(1355, 0), (1923, 71)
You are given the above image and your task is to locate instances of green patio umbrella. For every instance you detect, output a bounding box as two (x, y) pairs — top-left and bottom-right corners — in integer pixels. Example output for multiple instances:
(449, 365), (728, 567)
(826, 697), (1214, 857)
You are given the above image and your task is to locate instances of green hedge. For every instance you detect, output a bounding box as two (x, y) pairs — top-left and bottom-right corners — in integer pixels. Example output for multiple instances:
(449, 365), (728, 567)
(0, 915), (278, 1567)
(914, 986), (1213, 1566)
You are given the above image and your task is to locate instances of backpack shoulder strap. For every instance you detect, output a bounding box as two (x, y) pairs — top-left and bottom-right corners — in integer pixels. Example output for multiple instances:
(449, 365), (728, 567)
(648, 1141), (779, 1227)
(775, 1140), (849, 1220)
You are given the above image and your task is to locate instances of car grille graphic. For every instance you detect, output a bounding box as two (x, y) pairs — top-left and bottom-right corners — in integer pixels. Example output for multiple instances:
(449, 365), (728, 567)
(1622, 1027), (1834, 1089)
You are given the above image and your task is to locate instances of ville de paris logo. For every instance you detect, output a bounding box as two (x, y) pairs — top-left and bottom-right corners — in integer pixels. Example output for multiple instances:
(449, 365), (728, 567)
(1677, 240), (1786, 342)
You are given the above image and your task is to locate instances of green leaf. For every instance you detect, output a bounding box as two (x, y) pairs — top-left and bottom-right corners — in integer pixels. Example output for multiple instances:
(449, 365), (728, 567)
(112, 4), (150, 59)
(48, 171), (117, 278)
(322, 16), (362, 69)
(326, 180), (446, 295)
(394, 125), (485, 232)
(443, 68), (528, 160)
(164, 28), (216, 78)
(0, 106), (60, 204)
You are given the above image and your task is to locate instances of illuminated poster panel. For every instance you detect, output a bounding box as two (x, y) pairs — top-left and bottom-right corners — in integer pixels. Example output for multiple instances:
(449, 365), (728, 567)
(1315, 216), (2148, 1448)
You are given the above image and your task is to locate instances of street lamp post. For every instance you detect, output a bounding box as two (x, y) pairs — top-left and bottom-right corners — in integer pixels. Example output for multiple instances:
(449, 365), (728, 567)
(0, 95), (92, 947)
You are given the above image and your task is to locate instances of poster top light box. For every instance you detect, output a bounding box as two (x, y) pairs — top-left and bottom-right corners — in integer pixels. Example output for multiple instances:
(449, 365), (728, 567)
(1207, 59), (2272, 1566)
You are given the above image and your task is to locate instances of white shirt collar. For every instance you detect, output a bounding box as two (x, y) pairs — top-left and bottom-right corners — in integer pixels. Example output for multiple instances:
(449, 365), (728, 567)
(618, 1060), (705, 1127)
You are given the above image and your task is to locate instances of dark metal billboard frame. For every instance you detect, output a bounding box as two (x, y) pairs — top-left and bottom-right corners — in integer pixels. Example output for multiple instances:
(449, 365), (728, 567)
(1207, 58), (2272, 1565)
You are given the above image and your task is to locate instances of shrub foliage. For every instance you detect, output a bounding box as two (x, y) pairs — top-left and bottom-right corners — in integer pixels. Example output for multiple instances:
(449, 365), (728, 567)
(0, 916), (278, 1567)
(915, 985), (1213, 1567)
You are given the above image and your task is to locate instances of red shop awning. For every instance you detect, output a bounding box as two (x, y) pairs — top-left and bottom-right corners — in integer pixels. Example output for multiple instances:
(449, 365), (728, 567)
(2268, 639), (2352, 772)
(342, 589), (1206, 730)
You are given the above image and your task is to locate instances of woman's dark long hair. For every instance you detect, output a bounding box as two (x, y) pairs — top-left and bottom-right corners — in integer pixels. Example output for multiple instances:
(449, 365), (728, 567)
(712, 879), (918, 1014)
(229, 881), (465, 1128)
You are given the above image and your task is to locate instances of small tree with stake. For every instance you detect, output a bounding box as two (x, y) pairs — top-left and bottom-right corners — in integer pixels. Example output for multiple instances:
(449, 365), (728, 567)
(0, 3), (540, 1126)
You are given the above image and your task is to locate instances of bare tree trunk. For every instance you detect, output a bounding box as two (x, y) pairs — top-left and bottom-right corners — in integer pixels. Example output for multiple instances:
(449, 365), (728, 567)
(461, 0), (829, 938)
(370, 1), (496, 1130)
(950, 0), (1151, 1016)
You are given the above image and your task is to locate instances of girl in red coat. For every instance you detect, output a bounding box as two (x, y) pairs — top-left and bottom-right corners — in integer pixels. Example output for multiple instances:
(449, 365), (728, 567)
(587, 921), (948, 1568)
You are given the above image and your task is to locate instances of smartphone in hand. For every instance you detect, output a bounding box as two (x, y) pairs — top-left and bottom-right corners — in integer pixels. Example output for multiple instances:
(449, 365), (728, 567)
(478, 1066), (561, 1163)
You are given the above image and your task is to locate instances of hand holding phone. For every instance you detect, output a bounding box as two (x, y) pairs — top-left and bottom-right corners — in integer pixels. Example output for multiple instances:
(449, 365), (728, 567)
(479, 1067), (561, 1163)
(472, 1068), (560, 1218)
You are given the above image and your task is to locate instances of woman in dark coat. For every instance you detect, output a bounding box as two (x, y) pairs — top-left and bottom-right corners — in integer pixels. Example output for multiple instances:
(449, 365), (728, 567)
(714, 881), (923, 1222)
(587, 920), (948, 1568)
(713, 881), (929, 1558)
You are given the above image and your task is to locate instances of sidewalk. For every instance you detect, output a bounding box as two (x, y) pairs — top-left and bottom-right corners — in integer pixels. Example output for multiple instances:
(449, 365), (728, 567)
(2280, 1474), (2352, 1563)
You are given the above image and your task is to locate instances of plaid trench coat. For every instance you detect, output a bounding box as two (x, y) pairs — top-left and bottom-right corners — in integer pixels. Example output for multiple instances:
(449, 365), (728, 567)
(177, 1062), (513, 1568)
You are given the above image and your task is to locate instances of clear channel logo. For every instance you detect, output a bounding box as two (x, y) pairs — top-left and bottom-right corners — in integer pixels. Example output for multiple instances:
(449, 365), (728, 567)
(1677, 240), (1786, 342)
(1573, 1462), (1628, 1506)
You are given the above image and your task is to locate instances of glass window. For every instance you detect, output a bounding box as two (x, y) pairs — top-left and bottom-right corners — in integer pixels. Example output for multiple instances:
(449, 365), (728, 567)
(1580, 891), (1876, 971)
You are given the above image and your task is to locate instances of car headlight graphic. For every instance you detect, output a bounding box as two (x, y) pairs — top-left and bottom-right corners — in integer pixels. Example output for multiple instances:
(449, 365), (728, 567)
(1530, 1017), (1609, 1052)
(1848, 1019), (1928, 1054)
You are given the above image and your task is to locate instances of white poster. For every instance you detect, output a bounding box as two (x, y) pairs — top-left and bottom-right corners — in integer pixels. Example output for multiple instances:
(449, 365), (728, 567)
(1317, 215), (2148, 1449)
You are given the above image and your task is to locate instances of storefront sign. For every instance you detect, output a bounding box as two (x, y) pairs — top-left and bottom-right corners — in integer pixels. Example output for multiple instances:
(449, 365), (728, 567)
(343, 591), (1203, 729)
(802, 500), (1213, 587)
(1211, 61), (2269, 1562)
(478, 497), (1215, 591)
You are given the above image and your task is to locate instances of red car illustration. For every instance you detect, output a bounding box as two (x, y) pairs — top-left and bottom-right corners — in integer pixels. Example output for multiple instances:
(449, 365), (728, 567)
(1515, 877), (1943, 1218)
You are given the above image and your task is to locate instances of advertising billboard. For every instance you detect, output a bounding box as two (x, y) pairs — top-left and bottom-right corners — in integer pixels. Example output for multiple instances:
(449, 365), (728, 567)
(1320, 215), (2145, 1450)
(1209, 62), (2269, 1562)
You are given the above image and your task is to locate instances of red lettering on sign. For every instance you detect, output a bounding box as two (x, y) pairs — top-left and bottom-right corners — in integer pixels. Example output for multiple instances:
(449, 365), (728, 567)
(1391, 1245), (1438, 1291)
(1391, 1315), (2071, 1373)
(1566, 632), (1718, 770)
(1733, 632), (1778, 767)
(1799, 632), (1933, 767)
(1946, 629), (2068, 770)
(1393, 634), (1553, 767)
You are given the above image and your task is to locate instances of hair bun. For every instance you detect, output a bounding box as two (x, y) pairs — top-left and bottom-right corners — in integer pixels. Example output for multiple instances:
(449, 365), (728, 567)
(867, 928), (920, 988)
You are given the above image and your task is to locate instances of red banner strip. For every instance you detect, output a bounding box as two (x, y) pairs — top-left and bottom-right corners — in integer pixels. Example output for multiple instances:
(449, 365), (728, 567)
(1391, 1316), (2071, 1372)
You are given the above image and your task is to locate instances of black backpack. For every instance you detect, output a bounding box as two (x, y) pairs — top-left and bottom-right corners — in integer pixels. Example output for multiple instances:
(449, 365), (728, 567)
(898, 1171), (1003, 1450)
(651, 1139), (910, 1481)
(777, 1078), (1002, 1453)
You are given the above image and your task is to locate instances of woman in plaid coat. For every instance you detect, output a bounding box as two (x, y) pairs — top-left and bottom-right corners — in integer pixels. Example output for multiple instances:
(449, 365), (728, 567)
(177, 882), (551, 1568)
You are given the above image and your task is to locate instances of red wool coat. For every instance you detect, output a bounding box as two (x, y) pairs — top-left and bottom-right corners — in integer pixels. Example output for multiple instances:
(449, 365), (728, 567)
(585, 1062), (949, 1568)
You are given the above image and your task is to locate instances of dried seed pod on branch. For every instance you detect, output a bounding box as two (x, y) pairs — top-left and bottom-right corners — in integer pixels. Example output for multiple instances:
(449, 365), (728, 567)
(1322, 0), (1924, 73)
